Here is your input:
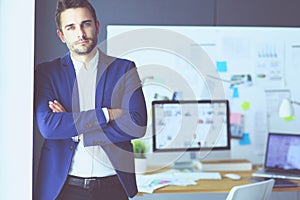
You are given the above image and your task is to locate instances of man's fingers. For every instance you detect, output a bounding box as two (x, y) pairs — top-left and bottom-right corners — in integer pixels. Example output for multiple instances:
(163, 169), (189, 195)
(49, 100), (66, 112)
(49, 101), (61, 112)
(108, 108), (123, 120)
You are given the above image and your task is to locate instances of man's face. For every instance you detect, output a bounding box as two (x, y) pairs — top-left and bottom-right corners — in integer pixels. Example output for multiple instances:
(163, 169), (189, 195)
(57, 7), (99, 56)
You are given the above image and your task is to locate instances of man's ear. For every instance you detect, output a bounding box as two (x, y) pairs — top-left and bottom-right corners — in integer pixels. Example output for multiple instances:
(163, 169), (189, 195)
(57, 29), (66, 43)
(96, 20), (100, 35)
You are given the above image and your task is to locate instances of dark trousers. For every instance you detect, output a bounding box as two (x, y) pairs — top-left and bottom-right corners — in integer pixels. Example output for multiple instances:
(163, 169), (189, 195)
(56, 175), (128, 200)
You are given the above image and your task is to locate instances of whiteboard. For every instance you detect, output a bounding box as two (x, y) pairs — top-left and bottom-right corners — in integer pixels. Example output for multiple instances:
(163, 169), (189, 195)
(106, 25), (300, 164)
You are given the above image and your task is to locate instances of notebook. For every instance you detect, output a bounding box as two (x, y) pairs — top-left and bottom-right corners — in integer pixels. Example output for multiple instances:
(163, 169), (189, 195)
(253, 133), (300, 181)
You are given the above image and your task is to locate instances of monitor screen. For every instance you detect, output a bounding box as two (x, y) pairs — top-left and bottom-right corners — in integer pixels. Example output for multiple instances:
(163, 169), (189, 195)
(152, 100), (231, 152)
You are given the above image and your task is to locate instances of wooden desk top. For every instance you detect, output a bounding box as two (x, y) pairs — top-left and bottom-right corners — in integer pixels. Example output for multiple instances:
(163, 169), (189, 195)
(143, 169), (300, 194)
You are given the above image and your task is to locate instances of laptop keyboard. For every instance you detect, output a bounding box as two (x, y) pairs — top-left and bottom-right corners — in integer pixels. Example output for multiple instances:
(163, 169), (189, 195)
(249, 177), (298, 188)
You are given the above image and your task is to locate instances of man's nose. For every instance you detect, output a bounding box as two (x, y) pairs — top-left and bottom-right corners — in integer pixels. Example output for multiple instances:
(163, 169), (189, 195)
(77, 26), (86, 38)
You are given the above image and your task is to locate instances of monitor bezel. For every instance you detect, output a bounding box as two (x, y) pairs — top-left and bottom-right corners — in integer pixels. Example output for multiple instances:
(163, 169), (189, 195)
(152, 99), (231, 153)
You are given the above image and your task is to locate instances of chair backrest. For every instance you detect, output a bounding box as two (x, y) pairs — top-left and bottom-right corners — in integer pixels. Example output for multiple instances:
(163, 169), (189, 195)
(226, 179), (275, 200)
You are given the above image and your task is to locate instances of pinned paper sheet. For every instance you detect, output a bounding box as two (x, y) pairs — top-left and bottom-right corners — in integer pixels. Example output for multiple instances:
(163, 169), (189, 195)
(241, 101), (251, 111)
(216, 61), (227, 72)
(239, 133), (251, 145)
(230, 112), (244, 138)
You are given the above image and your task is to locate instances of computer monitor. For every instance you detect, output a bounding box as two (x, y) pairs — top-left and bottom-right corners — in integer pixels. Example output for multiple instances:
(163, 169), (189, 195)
(152, 100), (231, 169)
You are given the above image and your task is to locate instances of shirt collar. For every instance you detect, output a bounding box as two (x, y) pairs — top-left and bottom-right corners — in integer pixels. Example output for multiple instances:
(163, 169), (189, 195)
(71, 49), (99, 73)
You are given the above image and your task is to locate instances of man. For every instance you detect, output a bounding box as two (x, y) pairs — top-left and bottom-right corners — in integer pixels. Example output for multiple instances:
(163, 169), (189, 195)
(34, 0), (147, 199)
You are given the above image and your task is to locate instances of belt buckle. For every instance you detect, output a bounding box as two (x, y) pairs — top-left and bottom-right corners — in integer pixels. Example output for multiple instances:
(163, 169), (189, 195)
(83, 178), (96, 189)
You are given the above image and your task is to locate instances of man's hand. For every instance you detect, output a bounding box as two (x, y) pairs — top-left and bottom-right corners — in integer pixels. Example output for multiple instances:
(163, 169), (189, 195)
(108, 108), (122, 121)
(48, 100), (83, 140)
(48, 100), (67, 112)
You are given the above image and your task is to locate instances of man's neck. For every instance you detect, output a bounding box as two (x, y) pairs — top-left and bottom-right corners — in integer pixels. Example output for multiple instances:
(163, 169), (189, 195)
(71, 48), (98, 68)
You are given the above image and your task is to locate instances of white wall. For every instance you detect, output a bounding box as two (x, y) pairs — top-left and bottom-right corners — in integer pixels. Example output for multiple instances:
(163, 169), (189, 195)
(0, 0), (34, 199)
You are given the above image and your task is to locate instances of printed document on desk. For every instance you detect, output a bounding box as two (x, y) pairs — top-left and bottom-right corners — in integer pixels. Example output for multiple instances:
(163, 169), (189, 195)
(136, 169), (221, 193)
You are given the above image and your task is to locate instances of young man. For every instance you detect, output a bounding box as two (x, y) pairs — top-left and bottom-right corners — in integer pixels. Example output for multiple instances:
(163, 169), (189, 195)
(34, 0), (147, 199)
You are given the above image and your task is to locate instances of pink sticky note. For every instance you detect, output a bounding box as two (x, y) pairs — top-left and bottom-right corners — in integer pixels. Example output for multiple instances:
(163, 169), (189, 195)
(230, 112), (242, 125)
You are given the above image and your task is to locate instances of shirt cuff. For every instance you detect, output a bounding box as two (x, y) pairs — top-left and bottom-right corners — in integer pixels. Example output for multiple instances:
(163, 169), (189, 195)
(102, 107), (110, 123)
(72, 136), (79, 142)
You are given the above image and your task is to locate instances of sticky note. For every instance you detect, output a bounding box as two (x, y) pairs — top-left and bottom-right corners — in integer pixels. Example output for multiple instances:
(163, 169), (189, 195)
(232, 87), (239, 98)
(230, 112), (242, 125)
(241, 101), (251, 111)
(283, 116), (295, 121)
(239, 133), (250, 145)
(216, 61), (227, 72)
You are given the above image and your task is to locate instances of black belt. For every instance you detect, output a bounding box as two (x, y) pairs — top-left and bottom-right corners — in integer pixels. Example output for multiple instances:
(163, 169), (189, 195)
(66, 175), (119, 189)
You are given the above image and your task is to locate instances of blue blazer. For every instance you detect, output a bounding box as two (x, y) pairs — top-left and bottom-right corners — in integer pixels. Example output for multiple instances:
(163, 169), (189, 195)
(34, 51), (147, 200)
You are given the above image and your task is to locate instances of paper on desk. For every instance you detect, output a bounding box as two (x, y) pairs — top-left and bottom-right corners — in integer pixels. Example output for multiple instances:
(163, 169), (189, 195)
(136, 175), (173, 193)
(136, 169), (221, 193)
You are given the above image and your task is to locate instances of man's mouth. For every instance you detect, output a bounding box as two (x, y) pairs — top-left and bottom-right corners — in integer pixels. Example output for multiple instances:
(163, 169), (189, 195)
(77, 39), (90, 45)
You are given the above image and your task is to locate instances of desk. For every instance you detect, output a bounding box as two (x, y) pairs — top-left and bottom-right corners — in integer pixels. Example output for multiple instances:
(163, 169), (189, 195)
(132, 170), (300, 200)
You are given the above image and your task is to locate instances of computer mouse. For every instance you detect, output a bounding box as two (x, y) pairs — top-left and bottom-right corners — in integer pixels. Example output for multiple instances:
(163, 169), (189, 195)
(224, 173), (241, 180)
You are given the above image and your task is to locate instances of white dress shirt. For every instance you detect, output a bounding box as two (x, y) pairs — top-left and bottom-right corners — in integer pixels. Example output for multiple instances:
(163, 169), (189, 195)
(68, 49), (116, 178)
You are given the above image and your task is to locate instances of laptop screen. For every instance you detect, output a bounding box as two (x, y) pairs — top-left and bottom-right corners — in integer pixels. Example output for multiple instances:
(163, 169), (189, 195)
(265, 133), (300, 171)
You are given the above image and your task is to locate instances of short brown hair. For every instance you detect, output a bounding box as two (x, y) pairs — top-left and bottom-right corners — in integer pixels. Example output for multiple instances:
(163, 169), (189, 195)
(55, 0), (97, 30)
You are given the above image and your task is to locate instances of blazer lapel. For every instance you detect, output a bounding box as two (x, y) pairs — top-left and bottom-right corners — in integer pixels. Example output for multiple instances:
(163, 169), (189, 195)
(61, 53), (80, 112)
(95, 50), (114, 108)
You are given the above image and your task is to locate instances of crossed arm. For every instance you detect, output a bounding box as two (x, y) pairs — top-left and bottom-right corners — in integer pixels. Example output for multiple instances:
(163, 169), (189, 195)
(49, 100), (122, 121)
(48, 100), (123, 141)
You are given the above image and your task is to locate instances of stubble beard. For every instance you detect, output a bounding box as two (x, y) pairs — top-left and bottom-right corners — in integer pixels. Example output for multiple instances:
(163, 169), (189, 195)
(70, 37), (98, 55)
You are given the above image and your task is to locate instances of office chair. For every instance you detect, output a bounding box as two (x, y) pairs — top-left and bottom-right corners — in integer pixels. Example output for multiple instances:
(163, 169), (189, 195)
(225, 179), (275, 200)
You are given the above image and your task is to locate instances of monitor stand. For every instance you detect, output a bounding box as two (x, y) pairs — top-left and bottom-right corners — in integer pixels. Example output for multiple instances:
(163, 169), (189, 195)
(174, 152), (197, 171)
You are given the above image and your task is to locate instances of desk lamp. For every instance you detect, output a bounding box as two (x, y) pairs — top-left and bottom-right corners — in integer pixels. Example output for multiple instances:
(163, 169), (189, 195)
(279, 98), (300, 118)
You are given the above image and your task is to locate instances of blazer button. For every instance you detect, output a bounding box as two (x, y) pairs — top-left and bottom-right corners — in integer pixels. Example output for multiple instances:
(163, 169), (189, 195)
(70, 145), (75, 151)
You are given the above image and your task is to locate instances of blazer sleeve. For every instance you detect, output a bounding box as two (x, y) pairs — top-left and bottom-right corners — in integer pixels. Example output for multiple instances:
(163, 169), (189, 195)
(83, 61), (148, 146)
(34, 61), (108, 140)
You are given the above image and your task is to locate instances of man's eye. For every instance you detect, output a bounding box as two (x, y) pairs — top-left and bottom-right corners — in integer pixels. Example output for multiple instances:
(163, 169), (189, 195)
(83, 22), (91, 27)
(66, 26), (75, 31)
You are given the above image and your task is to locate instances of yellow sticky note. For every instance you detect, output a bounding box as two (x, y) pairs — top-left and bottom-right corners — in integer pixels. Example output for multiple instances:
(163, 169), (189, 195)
(283, 116), (294, 121)
(241, 101), (251, 111)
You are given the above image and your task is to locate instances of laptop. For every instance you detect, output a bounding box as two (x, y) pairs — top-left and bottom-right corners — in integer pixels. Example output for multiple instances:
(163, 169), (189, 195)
(252, 133), (300, 186)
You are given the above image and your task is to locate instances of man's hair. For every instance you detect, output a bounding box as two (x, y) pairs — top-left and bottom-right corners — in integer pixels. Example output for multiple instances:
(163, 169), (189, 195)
(55, 0), (97, 30)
